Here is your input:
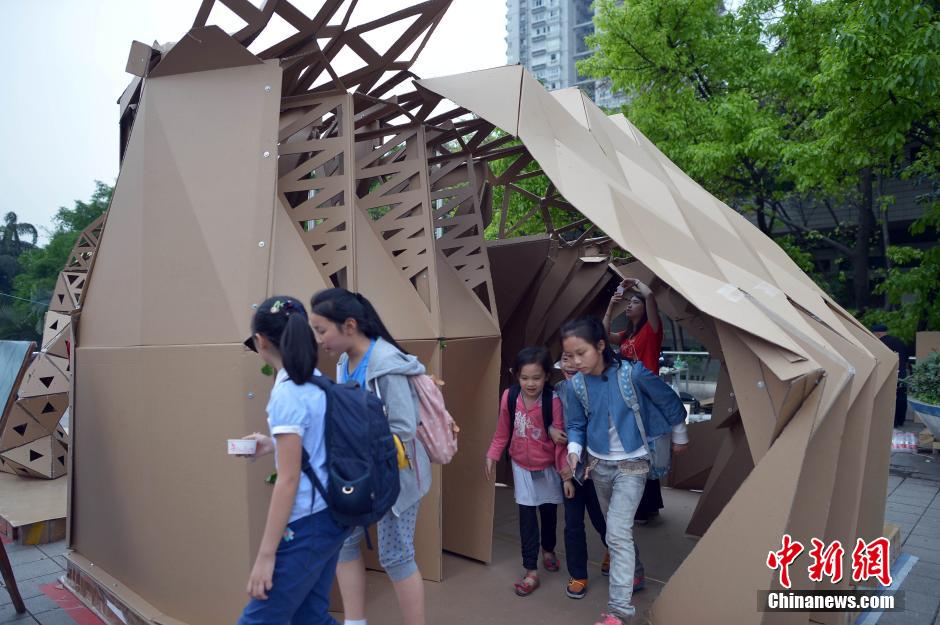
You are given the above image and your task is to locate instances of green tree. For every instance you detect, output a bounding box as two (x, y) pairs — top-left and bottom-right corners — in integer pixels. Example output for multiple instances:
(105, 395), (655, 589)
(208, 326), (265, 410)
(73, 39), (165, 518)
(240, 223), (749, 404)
(0, 212), (39, 293)
(11, 181), (112, 333)
(863, 196), (940, 343)
(580, 0), (938, 312)
(483, 136), (586, 240)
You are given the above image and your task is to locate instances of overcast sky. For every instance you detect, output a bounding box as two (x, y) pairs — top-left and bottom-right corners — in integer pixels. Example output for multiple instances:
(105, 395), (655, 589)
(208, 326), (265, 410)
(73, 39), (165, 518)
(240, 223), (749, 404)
(0, 0), (507, 242)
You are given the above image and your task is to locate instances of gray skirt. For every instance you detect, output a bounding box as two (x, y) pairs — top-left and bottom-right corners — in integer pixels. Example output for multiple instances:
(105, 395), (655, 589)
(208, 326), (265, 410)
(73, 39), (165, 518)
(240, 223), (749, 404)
(511, 460), (564, 506)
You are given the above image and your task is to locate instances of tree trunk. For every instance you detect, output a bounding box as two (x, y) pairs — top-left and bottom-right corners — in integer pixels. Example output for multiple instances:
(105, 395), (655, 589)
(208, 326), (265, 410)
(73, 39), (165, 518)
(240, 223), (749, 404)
(756, 197), (770, 234)
(878, 174), (891, 308)
(853, 169), (876, 312)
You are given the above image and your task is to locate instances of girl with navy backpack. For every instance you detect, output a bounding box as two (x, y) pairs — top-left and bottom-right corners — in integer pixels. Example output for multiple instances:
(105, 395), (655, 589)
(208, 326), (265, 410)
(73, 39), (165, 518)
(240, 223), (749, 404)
(309, 288), (430, 625)
(560, 317), (689, 625)
(237, 296), (348, 625)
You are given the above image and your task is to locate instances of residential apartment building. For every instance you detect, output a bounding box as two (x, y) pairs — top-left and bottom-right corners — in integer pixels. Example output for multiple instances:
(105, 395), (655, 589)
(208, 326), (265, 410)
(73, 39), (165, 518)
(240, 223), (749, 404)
(505, 0), (627, 109)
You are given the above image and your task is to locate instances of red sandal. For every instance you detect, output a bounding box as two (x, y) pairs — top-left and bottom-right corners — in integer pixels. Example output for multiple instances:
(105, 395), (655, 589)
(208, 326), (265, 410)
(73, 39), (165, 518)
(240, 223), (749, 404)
(543, 551), (560, 572)
(514, 572), (540, 596)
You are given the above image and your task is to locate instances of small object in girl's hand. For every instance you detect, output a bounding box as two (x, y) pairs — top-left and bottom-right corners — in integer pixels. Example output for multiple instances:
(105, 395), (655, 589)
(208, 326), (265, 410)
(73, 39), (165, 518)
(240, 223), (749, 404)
(572, 461), (586, 485)
(228, 439), (257, 455)
(615, 286), (625, 296)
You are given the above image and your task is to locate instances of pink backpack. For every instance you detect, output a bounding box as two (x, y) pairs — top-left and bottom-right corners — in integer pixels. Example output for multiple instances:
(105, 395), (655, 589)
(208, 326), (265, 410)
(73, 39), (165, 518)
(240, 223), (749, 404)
(410, 374), (459, 464)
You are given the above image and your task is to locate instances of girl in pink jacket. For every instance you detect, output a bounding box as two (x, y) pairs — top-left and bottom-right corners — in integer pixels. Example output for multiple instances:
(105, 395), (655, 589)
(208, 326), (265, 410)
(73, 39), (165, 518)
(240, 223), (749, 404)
(484, 346), (567, 596)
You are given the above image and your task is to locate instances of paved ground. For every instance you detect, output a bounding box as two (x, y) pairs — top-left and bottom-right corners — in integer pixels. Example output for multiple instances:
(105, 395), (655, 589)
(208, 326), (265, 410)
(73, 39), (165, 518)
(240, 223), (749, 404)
(3, 421), (940, 625)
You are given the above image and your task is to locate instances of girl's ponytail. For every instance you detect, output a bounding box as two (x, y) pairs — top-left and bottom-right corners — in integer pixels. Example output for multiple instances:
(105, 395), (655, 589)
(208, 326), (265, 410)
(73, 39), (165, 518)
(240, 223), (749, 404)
(280, 309), (317, 384)
(251, 296), (318, 385)
(354, 292), (407, 354)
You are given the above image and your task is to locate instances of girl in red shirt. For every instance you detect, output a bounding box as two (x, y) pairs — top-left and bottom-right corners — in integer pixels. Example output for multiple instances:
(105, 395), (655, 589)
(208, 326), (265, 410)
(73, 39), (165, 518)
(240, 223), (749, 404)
(603, 279), (667, 525)
(603, 278), (663, 373)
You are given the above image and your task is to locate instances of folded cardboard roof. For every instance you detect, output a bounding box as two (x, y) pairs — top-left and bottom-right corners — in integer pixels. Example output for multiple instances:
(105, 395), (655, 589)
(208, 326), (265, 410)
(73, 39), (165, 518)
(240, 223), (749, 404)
(416, 68), (897, 625)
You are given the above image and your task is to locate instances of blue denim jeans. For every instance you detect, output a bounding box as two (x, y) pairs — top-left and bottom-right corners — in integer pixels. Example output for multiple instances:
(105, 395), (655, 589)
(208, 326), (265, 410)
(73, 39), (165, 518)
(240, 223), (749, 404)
(238, 510), (349, 625)
(590, 456), (648, 619)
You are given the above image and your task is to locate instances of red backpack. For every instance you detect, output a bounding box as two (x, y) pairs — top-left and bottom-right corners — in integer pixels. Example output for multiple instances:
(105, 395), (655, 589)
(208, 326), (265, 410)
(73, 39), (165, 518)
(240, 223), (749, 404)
(410, 374), (459, 464)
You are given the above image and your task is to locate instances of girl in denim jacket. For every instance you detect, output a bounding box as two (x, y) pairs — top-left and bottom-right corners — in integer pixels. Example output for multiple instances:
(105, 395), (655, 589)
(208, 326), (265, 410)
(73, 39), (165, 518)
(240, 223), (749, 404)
(561, 317), (689, 625)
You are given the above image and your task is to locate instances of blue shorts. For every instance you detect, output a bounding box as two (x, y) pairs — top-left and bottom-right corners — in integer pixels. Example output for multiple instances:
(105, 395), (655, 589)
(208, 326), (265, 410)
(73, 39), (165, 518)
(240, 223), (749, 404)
(337, 501), (420, 582)
(238, 510), (349, 625)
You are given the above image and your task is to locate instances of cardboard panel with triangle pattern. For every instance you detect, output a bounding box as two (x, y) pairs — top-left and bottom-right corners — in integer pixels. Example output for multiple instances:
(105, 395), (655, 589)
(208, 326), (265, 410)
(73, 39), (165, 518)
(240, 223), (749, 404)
(0, 213), (106, 480)
(0, 435), (68, 480)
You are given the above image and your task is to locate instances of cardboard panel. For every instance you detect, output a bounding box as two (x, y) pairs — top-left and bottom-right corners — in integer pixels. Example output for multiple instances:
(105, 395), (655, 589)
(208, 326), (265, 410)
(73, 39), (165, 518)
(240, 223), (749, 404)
(685, 419), (753, 537)
(441, 336), (500, 563)
(79, 61), (282, 348)
(486, 237), (550, 328)
(18, 354), (69, 398)
(0, 472), (66, 527)
(148, 27), (262, 78)
(435, 249), (500, 340)
(17, 394), (69, 433)
(125, 41), (155, 77)
(0, 435), (66, 480)
(352, 210), (436, 341)
(0, 455), (46, 479)
(0, 404), (43, 452)
(48, 273), (78, 313)
(40, 313), (71, 358)
(654, 383), (825, 624)
(417, 66), (524, 135)
(268, 196), (333, 301)
(72, 344), (275, 625)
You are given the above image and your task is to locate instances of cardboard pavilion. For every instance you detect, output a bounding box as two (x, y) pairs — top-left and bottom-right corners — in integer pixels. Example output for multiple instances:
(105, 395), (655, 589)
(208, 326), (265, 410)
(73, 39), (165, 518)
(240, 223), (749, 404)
(1, 1), (895, 623)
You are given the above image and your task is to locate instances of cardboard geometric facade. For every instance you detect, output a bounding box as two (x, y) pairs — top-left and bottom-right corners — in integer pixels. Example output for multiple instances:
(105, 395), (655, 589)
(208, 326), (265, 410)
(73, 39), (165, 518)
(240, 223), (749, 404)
(0, 214), (105, 480)
(63, 2), (896, 624)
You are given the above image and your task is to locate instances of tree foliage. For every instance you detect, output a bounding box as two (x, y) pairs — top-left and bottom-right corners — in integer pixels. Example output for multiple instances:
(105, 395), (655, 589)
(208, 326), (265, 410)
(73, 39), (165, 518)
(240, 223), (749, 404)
(2, 182), (112, 340)
(579, 0), (938, 313)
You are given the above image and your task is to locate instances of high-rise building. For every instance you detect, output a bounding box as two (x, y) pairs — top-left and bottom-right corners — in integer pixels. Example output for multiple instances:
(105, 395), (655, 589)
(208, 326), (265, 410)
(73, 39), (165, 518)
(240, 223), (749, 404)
(505, 0), (627, 109)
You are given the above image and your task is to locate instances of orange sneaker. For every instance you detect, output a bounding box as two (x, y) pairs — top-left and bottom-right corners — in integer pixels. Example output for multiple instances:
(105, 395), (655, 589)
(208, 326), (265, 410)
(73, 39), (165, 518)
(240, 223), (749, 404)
(566, 578), (588, 599)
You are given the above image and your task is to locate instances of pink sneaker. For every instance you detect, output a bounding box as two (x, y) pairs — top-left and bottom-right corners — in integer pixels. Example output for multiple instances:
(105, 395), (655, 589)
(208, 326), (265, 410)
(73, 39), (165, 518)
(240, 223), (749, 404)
(593, 614), (625, 625)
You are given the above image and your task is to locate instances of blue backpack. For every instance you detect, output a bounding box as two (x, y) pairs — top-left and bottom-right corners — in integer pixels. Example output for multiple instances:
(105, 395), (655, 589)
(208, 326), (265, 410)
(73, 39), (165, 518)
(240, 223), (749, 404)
(301, 376), (400, 529)
(569, 362), (673, 480)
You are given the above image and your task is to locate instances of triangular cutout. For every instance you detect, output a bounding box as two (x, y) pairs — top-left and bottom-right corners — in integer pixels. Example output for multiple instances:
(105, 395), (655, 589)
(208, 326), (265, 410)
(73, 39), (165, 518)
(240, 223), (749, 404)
(359, 14), (421, 55)
(13, 423), (27, 436)
(29, 449), (43, 462)
(39, 376), (54, 388)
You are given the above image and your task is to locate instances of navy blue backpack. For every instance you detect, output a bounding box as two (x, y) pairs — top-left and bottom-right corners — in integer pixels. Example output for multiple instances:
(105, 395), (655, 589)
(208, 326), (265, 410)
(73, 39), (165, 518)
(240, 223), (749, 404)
(301, 376), (400, 529)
